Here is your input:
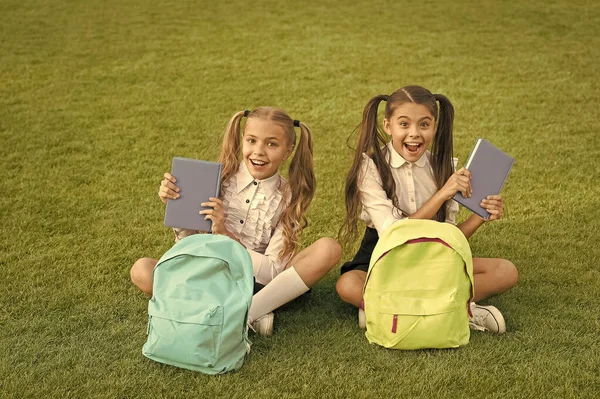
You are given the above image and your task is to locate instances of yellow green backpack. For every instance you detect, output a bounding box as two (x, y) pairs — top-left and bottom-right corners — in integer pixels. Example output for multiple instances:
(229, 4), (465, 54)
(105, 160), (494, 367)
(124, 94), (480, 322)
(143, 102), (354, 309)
(363, 219), (474, 350)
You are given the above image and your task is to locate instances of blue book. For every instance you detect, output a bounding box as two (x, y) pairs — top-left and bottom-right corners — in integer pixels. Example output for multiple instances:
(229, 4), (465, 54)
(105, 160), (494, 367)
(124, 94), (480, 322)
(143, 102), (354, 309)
(453, 139), (514, 219)
(164, 157), (222, 232)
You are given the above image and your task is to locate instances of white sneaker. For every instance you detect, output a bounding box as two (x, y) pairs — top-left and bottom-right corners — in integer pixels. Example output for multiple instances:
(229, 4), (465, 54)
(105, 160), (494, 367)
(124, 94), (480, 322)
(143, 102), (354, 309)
(469, 303), (506, 334)
(358, 308), (366, 329)
(250, 312), (274, 336)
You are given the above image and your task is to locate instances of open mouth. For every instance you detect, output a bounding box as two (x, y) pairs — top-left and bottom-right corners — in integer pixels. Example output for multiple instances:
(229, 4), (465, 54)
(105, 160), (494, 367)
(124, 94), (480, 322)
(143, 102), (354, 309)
(250, 159), (268, 167)
(404, 143), (422, 154)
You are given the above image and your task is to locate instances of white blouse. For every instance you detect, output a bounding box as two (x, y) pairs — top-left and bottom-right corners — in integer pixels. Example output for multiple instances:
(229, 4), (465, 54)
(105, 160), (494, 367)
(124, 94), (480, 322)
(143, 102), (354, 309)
(173, 162), (290, 285)
(358, 141), (459, 234)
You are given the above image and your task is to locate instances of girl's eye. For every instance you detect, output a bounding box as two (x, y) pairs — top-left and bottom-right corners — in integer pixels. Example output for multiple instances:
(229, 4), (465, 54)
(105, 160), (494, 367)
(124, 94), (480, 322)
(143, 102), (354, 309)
(400, 122), (408, 127)
(268, 142), (278, 147)
(421, 123), (429, 128)
(247, 138), (255, 144)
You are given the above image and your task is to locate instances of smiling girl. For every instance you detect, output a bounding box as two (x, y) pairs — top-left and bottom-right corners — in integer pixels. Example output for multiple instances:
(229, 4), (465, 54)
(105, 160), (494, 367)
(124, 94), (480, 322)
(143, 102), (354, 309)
(336, 86), (518, 334)
(131, 107), (341, 335)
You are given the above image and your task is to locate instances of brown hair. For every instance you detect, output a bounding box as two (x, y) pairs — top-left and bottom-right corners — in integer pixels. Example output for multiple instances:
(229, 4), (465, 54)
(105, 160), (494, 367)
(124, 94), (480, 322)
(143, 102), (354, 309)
(218, 107), (315, 260)
(340, 85), (455, 244)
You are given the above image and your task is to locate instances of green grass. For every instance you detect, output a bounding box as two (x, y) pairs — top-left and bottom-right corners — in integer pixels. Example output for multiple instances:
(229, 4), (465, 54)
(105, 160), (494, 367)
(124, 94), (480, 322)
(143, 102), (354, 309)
(2, 0), (600, 397)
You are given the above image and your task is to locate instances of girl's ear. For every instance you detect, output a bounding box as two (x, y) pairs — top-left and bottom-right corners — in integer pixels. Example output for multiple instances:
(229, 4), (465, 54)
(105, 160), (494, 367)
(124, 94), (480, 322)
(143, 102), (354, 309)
(383, 118), (392, 136)
(285, 144), (295, 160)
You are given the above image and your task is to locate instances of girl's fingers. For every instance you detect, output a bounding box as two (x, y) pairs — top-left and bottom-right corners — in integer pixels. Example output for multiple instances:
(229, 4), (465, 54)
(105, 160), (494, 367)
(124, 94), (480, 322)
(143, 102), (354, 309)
(457, 176), (471, 187)
(164, 172), (176, 183)
(487, 208), (502, 220)
(481, 199), (503, 211)
(161, 179), (180, 192)
(202, 198), (224, 210)
(456, 168), (471, 179)
(456, 180), (471, 198)
(201, 213), (223, 223)
(159, 186), (179, 199)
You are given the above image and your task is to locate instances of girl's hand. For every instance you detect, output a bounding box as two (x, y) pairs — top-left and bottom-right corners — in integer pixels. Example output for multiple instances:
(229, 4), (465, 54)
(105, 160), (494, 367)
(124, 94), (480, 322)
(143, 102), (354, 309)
(158, 172), (180, 205)
(439, 168), (472, 200)
(200, 197), (227, 235)
(480, 195), (504, 221)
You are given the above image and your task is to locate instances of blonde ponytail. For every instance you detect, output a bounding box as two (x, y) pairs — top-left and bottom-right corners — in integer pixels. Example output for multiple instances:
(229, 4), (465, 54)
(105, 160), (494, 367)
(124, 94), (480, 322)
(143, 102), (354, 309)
(218, 110), (246, 195)
(280, 121), (316, 259)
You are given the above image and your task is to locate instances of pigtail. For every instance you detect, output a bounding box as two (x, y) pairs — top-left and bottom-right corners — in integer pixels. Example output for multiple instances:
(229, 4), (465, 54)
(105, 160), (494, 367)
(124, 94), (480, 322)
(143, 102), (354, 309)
(339, 94), (398, 245)
(218, 110), (246, 195)
(431, 94), (455, 222)
(280, 121), (316, 260)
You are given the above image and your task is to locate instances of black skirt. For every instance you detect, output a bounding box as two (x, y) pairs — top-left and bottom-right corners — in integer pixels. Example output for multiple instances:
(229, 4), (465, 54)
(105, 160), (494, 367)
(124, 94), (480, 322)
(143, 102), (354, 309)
(340, 227), (380, 274)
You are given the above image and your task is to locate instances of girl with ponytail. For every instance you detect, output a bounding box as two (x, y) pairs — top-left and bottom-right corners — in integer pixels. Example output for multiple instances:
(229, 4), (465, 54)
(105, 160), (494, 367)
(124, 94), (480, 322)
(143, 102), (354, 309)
(336, 86), (517, 334)
(131, 107), (341, 336)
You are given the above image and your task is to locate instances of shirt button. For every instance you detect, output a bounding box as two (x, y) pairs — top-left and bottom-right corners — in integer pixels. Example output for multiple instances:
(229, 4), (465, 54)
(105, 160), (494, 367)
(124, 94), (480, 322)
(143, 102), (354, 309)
(410, 198), (415, 202)
(253, 181), (258, 186)
(407, 171), (412, 176)
(246, 199), (250, 203)
(240, 220), (244, 224)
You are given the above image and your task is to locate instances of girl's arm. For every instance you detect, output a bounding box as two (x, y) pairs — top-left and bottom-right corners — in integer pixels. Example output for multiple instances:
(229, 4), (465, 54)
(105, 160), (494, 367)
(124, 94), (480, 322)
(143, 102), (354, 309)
(457, 214), (485, 239)
(408, 190), (449, 221)
(358, 156), (407, 234)
(409, 167), (472, 221)
(457, 195), (505, 238)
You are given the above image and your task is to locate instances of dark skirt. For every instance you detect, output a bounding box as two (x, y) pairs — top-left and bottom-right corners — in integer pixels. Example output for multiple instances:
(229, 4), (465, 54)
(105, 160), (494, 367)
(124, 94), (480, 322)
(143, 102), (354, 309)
(340, 227), (380, 274)
(254, 280), (266, 294)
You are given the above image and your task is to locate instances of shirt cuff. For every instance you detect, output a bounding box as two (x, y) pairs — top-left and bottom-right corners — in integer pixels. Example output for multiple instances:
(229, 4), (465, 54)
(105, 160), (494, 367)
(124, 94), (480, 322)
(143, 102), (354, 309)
(247, 248), (279, 285)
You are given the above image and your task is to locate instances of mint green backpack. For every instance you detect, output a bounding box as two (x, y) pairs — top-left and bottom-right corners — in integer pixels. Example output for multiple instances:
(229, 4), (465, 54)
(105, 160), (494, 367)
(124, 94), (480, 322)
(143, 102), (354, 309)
(142, 234), (254, 374)
(363, 219), (474, 350)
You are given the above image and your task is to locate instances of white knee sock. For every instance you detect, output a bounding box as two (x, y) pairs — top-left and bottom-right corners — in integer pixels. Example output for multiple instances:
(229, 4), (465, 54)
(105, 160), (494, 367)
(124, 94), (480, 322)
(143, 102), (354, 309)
(248, 266), (309, 323)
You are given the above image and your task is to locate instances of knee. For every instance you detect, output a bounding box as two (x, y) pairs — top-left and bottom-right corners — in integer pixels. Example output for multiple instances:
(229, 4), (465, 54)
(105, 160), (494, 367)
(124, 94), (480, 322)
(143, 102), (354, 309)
(497, 259), (518, 290)
(335, 271), (365, 307)
(314, 237), (342, 265)
(130, 258), (151, 285)
(503, 259), (519, 288)
(335, 275), (352, 301)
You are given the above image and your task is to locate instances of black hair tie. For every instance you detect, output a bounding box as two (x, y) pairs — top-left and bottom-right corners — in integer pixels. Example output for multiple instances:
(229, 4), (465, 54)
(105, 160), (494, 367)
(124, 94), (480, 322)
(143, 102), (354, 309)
(293, 120), (300, 127)
(383, 94), (390, 101)
(243, 110), (250, 117)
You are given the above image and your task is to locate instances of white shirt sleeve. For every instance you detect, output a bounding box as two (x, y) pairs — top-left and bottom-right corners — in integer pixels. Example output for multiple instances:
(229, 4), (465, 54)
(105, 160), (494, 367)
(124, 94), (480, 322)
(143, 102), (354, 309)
(245, 222), (291, 285)
(358, 155), (406, 234)
(445, 199), (459, 225)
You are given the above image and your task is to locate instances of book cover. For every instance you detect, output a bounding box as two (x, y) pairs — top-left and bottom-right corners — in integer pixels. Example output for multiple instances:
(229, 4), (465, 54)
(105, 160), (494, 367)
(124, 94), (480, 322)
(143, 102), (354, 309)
(164, 157), (222, 232)
(453, 139), (514, 219)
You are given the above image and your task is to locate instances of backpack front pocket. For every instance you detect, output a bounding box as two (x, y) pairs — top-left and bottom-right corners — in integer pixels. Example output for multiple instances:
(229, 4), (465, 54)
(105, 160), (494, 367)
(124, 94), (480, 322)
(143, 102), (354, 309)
(369, 292), (461, 349)
(143, 300), (224, 369)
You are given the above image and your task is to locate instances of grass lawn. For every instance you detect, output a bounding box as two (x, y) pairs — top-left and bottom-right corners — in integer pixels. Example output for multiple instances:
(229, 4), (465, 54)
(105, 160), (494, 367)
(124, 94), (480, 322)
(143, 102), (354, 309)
(1, 0), (599, 397)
